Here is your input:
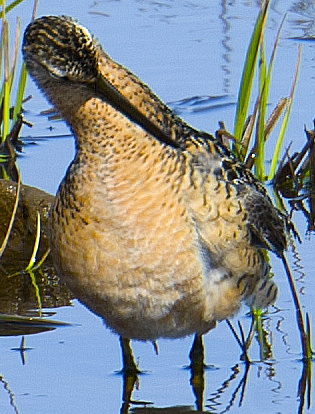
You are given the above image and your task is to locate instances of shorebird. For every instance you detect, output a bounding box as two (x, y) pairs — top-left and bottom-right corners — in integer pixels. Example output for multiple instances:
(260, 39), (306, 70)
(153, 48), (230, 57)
(22, 16), (287, 373)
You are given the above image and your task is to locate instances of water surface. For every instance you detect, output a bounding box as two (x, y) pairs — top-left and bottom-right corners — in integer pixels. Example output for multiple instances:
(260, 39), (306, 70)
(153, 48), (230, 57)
(1, 1), (315, 413)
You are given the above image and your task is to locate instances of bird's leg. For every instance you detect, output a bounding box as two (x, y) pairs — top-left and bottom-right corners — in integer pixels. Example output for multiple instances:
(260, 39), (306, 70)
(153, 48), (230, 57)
(120, 371), (138, 414)
(119, 337), (140, 375)
(189, 334), (204, 366)
(119, 337), (141, 414)
(189, 334), (205, 412)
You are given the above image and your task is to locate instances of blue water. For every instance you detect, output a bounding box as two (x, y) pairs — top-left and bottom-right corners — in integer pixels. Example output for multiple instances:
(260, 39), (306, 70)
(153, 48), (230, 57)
(0, 0), (313, 413)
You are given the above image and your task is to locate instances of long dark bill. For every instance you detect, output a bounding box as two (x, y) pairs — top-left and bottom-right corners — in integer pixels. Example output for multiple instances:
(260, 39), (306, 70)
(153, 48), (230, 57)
(95, 74), (183, 150)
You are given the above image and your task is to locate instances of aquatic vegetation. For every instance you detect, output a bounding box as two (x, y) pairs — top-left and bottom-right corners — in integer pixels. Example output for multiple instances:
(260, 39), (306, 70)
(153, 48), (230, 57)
(0, 0), (37, 175)
(227, 0), (313, 368)
(233, 1), (300, 181)
(0, 0), (313, 392)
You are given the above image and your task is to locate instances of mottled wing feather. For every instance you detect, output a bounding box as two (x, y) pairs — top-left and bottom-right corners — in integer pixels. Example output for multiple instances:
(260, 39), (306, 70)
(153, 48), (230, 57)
(183, 132), (287, 258)
(242, 186), (287, 256)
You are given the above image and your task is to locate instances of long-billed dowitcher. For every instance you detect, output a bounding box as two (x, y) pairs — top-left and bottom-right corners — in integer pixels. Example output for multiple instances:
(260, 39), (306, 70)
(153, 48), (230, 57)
(22, 16), (287, 372)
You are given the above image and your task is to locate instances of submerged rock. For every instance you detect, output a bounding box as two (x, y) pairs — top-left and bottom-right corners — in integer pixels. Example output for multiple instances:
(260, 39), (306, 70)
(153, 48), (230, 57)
(0, 179), (72, 321)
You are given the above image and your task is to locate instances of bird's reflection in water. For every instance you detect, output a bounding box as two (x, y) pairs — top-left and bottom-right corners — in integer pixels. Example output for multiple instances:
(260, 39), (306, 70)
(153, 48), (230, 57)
(130, 406), (196, 414)
(120, 356), (277, 414)
(118, 319), (311, 414)
(206, 363), (250, 413)
(118, 333), (248, 414)
(120, 334), (209, 414)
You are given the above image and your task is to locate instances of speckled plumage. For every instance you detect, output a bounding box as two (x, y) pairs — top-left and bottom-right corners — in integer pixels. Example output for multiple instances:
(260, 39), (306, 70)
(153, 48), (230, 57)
(22, 16), (285, 342)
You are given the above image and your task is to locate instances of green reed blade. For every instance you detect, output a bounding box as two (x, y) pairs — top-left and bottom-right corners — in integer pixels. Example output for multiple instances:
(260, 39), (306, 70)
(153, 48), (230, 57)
(28, 269), (42, 315)
(24, 210), (43, 315)
(32, 247), (50, 271)
(2, 19), (10, 142)
(268, 45), (301, 181)
(25, 211), (41, 271)
(7, 16), (20, 94)
(254, 40), (267, 179)
(13, 0), (38, 121)
(268, 100), (290, 181)
(244, 16), (286, 171)
(252, 308), (272, 360)
(0, 0), (24, 17)
(0, 17), (20, 125)
(0, 169), (20, 258)
(260, 15), (286, 179)
(0, 29), (2, 82)
(13, 61), (27, 121)
(233, 0), (269, 155)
